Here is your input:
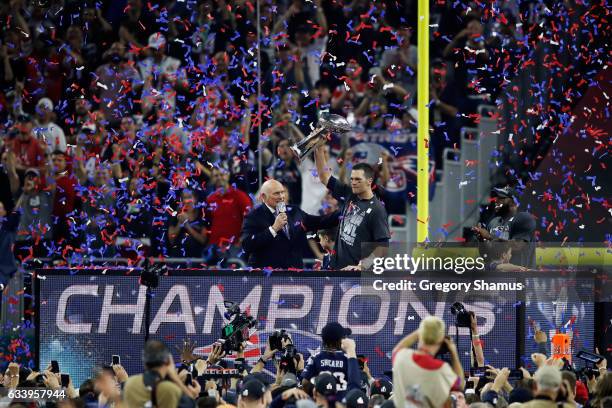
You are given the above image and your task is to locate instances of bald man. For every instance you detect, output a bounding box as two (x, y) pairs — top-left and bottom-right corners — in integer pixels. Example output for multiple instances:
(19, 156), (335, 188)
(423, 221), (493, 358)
(241, 179), (339, 269)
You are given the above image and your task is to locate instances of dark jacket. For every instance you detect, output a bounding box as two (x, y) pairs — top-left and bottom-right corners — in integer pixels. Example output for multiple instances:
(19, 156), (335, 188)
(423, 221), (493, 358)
(241, 204), (338, 269)
(0, 210), (21, 287)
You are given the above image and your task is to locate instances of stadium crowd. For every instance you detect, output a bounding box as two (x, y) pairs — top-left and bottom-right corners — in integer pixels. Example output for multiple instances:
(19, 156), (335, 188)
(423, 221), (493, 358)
(1, 316), (610, 407)
(0, 0), (549, 269)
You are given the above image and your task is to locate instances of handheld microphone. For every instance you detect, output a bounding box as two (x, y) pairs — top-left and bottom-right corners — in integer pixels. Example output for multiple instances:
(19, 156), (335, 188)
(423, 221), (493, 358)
(276, 202), (289, 238)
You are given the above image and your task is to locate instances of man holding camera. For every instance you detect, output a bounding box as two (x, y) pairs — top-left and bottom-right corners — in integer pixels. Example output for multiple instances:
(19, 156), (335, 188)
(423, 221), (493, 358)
(123, 340), (200, 407)
(472, 186), (536, 268)
(392, 316), (465, 408)
(301, 322), (362, 398)
(252, 330), (305, 379)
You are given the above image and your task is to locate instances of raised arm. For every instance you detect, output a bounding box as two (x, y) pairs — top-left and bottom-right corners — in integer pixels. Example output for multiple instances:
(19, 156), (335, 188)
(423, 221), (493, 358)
(313, 143), (331, 186)
(314, 0), (328, 33)
(393, 329), (419, 355)
(470, 313), (485, 367)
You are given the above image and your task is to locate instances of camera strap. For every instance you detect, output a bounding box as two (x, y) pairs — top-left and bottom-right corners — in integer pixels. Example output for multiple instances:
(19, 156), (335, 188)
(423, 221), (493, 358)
(142, 370), (161, 407)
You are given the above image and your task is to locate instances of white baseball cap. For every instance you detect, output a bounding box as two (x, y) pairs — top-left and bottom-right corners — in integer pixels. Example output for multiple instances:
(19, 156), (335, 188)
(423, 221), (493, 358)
(148, 33), (166, 50)
(37, 97), (53, 111)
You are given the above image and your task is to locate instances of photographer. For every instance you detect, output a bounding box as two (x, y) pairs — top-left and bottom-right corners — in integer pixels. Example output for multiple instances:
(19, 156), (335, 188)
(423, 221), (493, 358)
(392, 316), (464, 407)
(302, 322), (362, 398)
(252, 331), (305, 386)
(123, 340), (200, 407)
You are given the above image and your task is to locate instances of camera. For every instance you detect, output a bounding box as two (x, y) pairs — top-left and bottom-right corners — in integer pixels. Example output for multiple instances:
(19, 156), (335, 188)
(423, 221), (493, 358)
(279, 344), (298, 373)
(435, 335), (451, 361)
(269, 329), (292, 351)
(139, 260), (167, 289)
(220, 301), (257, 354)
(579, 367), (601, 379)
(269, 329), (299, 373)
(450, 302), (472, 328)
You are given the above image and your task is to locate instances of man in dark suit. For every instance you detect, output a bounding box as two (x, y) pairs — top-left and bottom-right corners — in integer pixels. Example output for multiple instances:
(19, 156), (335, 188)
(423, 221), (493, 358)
(241, 179), (338, 269)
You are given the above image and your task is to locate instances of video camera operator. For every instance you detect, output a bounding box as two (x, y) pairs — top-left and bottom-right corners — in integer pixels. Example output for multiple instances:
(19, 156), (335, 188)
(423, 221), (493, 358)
(123, 339), (200, 407)
(392, 316), (464, 407)
(301, 322), (362, 399)
(252, 330), (306, 383)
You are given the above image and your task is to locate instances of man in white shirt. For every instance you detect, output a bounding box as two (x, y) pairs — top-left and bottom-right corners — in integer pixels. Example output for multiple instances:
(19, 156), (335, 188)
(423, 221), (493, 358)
(33, 98), (66, 153)
(392, 316), (464, 408)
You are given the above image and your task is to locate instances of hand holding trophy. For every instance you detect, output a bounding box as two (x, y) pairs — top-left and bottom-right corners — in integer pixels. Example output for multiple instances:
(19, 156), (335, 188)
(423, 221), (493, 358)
(289, 113), (351, 163)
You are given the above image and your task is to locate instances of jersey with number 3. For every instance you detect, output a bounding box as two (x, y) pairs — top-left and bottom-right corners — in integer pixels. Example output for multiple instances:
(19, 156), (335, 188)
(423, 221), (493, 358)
(302, 350), (353, 397)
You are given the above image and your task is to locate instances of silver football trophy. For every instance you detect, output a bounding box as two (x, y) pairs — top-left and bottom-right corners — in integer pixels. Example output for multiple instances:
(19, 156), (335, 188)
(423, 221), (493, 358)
(290, 113), (351, 163)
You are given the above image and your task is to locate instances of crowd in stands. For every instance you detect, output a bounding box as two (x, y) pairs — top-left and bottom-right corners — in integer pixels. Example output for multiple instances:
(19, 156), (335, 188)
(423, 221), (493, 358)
(1, 315), (610, 407)
(0, 0), (593, 266)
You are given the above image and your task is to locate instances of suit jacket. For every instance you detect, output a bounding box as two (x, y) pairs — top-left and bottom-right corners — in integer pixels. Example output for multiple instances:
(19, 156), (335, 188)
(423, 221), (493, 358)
(241, 204), (338, 269)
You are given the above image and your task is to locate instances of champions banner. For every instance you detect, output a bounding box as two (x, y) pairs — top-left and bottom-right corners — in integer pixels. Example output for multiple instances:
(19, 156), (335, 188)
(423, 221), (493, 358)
(36, 269), (520, 386)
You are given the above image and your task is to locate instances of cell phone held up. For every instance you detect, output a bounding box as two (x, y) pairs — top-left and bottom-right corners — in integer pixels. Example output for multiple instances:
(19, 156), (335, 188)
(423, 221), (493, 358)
(51, 360), (60, 374)
(112, 355), (121, 366)
(508, 369), (524, 381)
(470, 367), (487, 377)
(60, 373), (70, 388)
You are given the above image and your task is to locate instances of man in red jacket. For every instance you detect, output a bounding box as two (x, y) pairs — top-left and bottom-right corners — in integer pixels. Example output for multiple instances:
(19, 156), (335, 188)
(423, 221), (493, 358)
(205, 167), (252, 264)
(6, 115), (46, 178)
(51, 150), (78, 246)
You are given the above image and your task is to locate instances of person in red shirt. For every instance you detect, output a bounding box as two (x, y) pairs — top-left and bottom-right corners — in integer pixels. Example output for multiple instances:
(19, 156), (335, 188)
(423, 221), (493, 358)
(7, 116), (46, 178)
(50, 150), (78, 246)
(205, 167), (252, 264)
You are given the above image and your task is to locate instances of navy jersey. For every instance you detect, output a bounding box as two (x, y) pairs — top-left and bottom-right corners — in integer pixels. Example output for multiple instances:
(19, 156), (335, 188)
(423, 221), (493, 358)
(302, 349), (361, 398)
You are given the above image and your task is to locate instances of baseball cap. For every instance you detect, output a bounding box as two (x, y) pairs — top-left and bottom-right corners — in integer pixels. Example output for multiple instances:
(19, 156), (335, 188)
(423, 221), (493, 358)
(492, 186), (516, 199)
(243, 372), (272, 387)
(321, 322), (351, 343)
(148, 33), (166, 50)
(36, 97), (54, 111)
(342, 389), (368, 408)
(81, 122), (97, 134)
(534, 366), (562, 389)
(380, 399), (395, 408)
(314, 373), (337, 396)
(295, 399), (318, 408)
(508, 387), (533, 404)
(239, 379), (266, 400)
(281, 372), (298, 388)
(370, 379), (393, 399)
(25, 168), (40, 178)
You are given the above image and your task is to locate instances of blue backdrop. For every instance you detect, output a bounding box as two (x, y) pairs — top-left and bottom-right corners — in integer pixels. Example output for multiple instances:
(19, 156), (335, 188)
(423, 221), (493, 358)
(36, 270), (523, 386)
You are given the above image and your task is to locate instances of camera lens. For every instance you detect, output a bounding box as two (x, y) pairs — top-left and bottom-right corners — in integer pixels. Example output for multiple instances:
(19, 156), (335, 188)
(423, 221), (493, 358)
(450, 302), (464, 315)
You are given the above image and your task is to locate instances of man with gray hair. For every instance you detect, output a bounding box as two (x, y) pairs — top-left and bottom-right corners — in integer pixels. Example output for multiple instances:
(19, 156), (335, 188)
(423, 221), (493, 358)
(519, 366), (574, 407)
(241, 179), (338, 268)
